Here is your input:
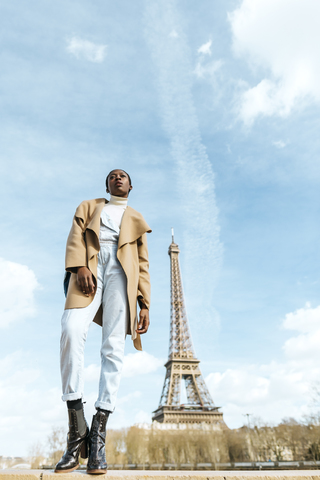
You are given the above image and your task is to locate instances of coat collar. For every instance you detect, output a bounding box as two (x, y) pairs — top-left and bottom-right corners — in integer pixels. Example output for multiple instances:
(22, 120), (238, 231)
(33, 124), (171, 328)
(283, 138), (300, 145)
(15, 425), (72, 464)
(86, 198), (106, 235)
(118, 206), (152, 248)
(85, 199), (151, 247)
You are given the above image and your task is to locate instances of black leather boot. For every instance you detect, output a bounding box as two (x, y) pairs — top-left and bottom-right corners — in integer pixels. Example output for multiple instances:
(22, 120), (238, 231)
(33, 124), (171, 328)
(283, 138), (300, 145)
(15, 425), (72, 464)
(86, 409), (109, 474)
(55, 407), (89, 473)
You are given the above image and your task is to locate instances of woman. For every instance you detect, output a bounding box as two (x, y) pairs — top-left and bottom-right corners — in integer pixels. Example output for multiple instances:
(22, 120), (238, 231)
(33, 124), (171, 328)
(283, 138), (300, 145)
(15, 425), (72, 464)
(55, 169), (151, 474)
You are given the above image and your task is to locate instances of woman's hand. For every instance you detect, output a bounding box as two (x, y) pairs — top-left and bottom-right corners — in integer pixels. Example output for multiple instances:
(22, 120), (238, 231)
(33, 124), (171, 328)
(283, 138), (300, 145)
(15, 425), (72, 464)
(136, 307), (150, 334)
(77, 266), (96, 296)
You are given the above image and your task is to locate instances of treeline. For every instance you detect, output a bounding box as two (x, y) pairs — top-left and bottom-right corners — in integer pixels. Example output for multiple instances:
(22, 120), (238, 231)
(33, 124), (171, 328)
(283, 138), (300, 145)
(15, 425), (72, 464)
(30, 416), (320, 468)
(104, 418), (320, 466)
(226, 416), (320, 463)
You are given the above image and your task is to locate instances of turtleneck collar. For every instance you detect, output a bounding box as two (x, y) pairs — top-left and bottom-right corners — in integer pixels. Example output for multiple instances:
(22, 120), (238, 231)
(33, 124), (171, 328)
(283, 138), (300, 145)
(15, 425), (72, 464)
(108, 195), (128, 207)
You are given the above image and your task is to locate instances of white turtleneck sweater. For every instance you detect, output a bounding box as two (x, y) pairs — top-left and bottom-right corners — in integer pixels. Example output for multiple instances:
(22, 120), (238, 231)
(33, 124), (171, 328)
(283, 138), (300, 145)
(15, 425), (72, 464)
(102, 195), (128, 229)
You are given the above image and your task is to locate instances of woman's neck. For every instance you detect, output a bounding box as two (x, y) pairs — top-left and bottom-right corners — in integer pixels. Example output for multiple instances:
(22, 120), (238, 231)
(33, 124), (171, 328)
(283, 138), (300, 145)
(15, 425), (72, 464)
(108, 194), (128, 206)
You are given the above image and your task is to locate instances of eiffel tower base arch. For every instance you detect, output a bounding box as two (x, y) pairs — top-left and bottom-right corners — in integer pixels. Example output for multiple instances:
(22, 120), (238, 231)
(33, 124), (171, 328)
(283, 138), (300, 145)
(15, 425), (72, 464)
(152, 405), (225, 426)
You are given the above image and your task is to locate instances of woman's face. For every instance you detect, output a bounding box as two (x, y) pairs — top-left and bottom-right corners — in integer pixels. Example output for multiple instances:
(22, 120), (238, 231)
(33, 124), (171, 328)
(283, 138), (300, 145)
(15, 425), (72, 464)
(107, 169), (132, 197)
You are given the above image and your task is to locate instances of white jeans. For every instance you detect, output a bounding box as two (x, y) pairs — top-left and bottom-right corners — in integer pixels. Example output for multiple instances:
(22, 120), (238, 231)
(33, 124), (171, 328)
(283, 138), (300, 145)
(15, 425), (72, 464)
(60, 243), (129, 412)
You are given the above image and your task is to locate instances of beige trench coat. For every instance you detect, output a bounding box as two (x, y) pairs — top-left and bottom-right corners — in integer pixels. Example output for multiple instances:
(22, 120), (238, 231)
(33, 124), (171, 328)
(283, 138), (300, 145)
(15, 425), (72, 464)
(64, 198), (151, 351)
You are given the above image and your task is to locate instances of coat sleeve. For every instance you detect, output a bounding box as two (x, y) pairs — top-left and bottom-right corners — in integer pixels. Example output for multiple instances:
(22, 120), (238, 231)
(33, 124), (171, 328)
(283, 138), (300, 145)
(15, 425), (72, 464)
(65, 203), (88, 274)
(137, 233), (151, 310)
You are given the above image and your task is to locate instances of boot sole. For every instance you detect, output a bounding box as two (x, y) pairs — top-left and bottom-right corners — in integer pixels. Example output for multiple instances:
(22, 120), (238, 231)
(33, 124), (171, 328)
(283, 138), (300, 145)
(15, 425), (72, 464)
(54, 465), (79, 474)
(86, 469), (107, 475)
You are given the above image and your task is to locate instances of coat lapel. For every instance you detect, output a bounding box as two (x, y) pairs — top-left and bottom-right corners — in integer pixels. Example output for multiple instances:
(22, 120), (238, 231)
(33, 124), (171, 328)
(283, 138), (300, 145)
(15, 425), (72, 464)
(83, 200), (151, 252)
(118, 206), (152, 248)
(86, 198), (106, 237)
(85, 198), (106, 259)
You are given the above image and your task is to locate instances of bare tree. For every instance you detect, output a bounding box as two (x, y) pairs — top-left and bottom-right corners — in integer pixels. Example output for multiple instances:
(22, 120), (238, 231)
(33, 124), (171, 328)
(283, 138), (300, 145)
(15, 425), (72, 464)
(105, 428), (128, 465)
(28, 441), (46, 469)
(47, 426), (66, 466)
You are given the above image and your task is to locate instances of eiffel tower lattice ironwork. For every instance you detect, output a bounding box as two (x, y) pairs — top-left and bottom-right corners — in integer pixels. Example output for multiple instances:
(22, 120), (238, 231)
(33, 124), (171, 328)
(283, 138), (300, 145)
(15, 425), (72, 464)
(152, 231), (225, 425)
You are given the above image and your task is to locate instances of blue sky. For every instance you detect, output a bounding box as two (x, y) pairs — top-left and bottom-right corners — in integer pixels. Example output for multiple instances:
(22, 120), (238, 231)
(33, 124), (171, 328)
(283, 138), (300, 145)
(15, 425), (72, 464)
(1, 0), (320, 456)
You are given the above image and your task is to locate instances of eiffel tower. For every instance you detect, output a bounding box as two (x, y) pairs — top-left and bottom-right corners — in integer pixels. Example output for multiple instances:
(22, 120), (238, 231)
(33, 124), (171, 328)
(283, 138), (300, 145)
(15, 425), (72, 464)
(152, 231), (225, 426)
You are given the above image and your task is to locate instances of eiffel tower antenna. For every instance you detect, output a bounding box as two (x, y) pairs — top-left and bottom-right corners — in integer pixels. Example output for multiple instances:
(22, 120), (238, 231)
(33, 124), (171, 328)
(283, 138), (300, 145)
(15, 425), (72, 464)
(152, 232), (225, 426)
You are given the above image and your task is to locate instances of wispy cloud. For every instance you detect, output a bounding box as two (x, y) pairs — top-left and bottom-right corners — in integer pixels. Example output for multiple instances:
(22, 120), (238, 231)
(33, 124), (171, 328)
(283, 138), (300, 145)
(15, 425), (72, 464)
(229, 0), (320, 125)
(117, 390), (141, 405)
(198, 39), (212, 56)
(84, 352), (163, 382)
(194, 59), (223, 79)
(273, 140), (287, 149)
(0, 258), (38, 328)
(144, 0), (223, 332)
(169, 29), (179, 38)
(66, 36), (107, 63)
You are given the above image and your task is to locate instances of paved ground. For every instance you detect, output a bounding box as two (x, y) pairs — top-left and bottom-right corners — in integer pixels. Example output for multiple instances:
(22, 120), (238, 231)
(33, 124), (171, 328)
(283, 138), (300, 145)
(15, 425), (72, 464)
(1, 470), (320, 480)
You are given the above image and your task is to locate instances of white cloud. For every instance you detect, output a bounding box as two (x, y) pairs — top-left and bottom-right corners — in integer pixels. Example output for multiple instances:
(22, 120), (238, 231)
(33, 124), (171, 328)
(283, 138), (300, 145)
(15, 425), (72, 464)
(117, 390), (141, 405)
(207, 303), (320, 428)
(282, 303), (320, 361)
(229, 0), (320, 124)
(84, 363), (100, 382)
(169, 30), (179, 38)
(194, 59), (223, 79)
(134, 409), (152, 424)
(0, 258), (38, 328)
(283, 302), (320, 333)
(273, 140), (286, 149)
(0, 351), (66, 457)
(84, 351), (163, 382)
(122, 351), (163, 378)
(66, 37), (107, 63)
(198, 40), (212, 56)
(194, 38), (222, 87)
